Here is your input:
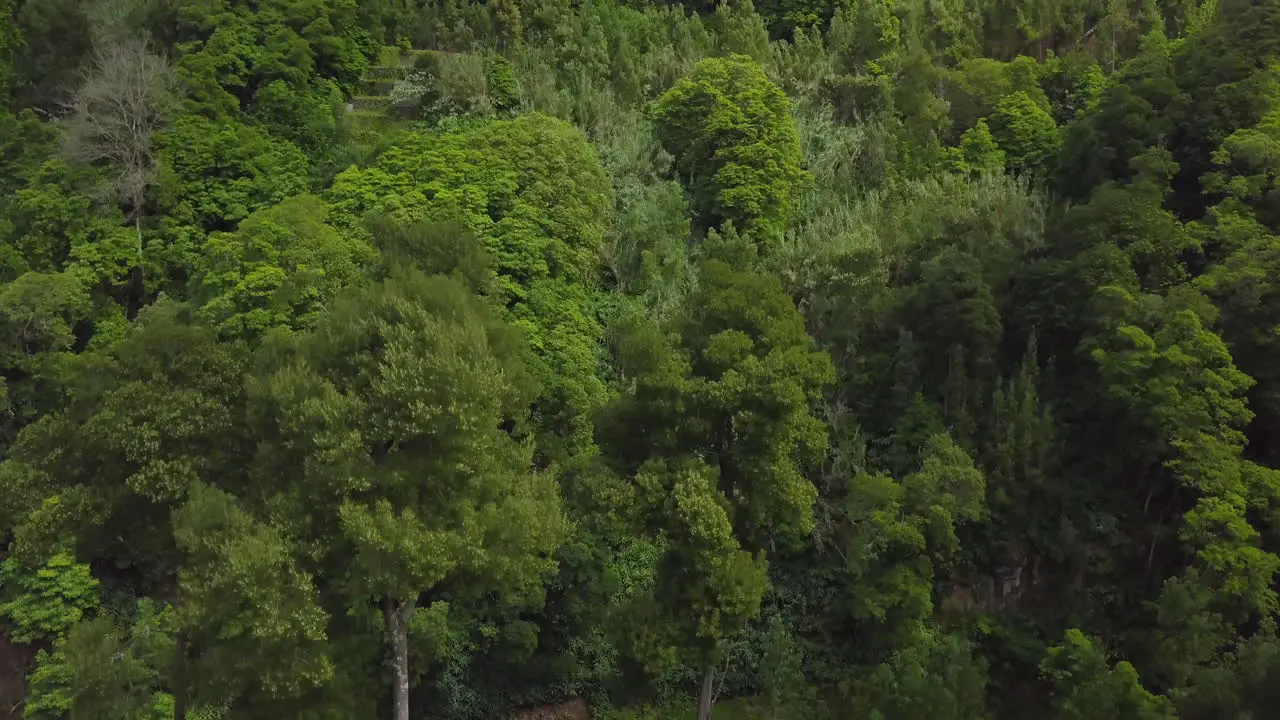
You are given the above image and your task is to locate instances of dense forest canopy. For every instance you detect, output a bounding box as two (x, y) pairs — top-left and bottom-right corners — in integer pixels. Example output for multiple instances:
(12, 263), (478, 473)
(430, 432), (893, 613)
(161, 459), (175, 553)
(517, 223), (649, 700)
(3, 0), (1280, 718)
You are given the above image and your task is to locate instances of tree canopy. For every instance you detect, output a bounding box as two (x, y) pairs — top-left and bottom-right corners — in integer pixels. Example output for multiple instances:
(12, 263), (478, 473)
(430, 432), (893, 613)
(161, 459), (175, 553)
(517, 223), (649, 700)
(5, 0), (1280, 718)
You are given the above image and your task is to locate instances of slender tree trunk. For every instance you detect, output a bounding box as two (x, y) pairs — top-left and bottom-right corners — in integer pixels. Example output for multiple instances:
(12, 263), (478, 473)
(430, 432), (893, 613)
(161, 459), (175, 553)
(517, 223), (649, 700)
(696, 664), (715, 720)
(384, 597), (416, 720)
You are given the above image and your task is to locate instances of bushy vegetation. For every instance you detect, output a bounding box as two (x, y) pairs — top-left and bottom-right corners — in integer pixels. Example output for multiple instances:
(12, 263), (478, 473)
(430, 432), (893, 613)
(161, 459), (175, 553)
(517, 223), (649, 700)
(3, 0), (1280, 718)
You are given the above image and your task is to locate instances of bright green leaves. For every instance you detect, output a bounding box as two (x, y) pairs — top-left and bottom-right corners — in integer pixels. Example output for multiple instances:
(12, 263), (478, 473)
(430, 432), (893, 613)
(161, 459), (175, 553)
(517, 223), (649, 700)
(191, 194), (376, 342)
(665, 464), (766, 644)
(24, 604), (176, 720)
(602, 249), (830, 701)
(653, 54), (809, 242)
(339, 500), (459, 603)
(1203, 107), (1280, 232)
(327, 114), (608, 291)
(170, 0), (370, 117)
(254, 270), (556, 551)
(0, 157), (136, 291)
(1056, 160), (1196, 293)
(842, 471), (934, 625)
(829, 0), (902, 76)
(157, 115), (309, 234)
(1197, 228), (1280, 464)
(4, 300), (245, 582)
(251, 79), (347, 157)
(905, 435), (986, 550)
(945, 120), (1006, 176)
(1088, 294), (1253, 484)
(678, 258), (833, 543)
(988, 90), (1061, 179)
(326, 114), (610, 459)
(1041, 629), (1176, 720)
(1086, 286), (1280, 680)
(0, 270), (93, 430)
(0, 553), (98, 644)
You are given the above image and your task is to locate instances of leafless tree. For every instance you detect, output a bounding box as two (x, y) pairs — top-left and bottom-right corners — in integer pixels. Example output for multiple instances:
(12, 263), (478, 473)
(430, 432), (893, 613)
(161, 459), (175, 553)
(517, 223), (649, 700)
(61, 36), (177, 256)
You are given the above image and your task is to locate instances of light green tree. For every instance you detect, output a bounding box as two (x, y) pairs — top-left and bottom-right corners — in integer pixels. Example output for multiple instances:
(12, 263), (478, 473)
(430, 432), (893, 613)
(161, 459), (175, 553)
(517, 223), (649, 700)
(989, 90), (1062, 179)
(191, 194), (376, 342)
(1041, 629), (1176, 719)
(653, 55), (810, 242)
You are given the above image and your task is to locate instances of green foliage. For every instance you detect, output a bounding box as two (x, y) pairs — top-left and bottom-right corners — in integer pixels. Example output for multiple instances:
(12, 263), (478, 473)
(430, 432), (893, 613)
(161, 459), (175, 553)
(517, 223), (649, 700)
(946, 119), (1007, 176)
(838, 434), (984, 645)
(174, 482), (334, 702)
(3, 299), (246, 585)
(840, 627), (989, 720)
(988, 90), (1061, 178)
(1056, 32), (1178, 200)
(1203, 107), (1280, 232)
(24, 602), (175, 720)
(6, 0), (1280, 718)
(0, 270), (94, 434)
(622, 458), (769, 671)
(1041, 53), (1105, 125)
(327, 113), (610, 459)
(485, 54), (519, 112)
(653, 54), (809, 241)
(191, 194), (376, 341)
(604, 251), (834, 548)
(247, 268), (566, 716)
(156, 116), (310, 284)
(0, 554), (98, 643)
(0, 0), (20, 97)
(1041, 629), (1177, 719)
(169, 0), (371, 114)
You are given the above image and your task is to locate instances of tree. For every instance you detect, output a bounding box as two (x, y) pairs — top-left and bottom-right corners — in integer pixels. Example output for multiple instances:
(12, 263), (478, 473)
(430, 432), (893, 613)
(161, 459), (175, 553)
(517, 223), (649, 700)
(652, 54), (809, 242)
(0, 0), (21, 97)
(24, 607), (176, 720)
(247, 270), (566, 720)
(0, 301), (335, 718)
(62, 37), (177, 257)
(0, 270), (94, 441)
(0, 553), (98, 644)
(945, 119), (1007, 176)
(325, 113), (612, 462)
(601, 239), (833, 719)
(190, 194), (376, 343)
(171, 483), (333, 712)
(1041, 629), (1176, 720)
(1202, 107), (1280, 233)
(988, 90), (1061, 179)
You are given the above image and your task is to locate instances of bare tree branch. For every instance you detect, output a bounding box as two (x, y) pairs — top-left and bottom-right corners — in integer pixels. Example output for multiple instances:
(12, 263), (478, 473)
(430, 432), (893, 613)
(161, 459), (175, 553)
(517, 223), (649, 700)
(60, 36), (178, 255)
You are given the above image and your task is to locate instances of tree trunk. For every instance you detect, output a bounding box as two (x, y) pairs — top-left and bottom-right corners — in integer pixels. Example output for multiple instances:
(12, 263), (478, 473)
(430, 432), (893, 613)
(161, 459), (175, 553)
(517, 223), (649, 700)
(384, 597), (416, 720)
(696, 664), (715, 720)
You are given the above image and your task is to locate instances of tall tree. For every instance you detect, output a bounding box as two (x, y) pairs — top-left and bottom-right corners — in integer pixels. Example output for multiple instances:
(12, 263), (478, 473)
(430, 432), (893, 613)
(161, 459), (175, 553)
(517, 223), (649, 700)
(247, 270), (566, 720)
(601, 237), (833, 719)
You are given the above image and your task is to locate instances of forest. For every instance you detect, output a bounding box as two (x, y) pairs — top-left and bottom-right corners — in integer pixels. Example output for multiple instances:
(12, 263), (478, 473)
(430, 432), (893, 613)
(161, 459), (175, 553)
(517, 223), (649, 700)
(2, 0), (1280, 717)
